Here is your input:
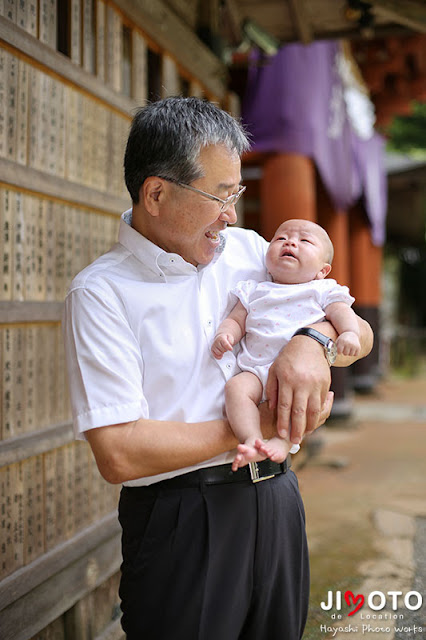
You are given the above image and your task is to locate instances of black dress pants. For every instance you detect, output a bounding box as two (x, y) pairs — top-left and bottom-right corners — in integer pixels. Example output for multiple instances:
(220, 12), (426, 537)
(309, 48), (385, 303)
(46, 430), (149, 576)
(118, 469), (309, 640)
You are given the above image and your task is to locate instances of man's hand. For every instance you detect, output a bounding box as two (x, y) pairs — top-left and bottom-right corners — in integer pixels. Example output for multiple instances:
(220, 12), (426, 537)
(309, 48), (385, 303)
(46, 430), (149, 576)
(259, 389), (334, 442)
(264, 335), (332, 444)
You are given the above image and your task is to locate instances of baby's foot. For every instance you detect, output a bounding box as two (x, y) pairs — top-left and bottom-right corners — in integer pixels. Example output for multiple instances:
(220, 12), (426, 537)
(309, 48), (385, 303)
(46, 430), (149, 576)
(255, 436), (290, 463)
(232, 443), (267, 471)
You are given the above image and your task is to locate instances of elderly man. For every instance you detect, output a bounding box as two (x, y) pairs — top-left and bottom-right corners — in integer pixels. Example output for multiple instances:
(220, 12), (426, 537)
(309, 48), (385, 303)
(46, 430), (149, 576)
(63, 97), (373, 640)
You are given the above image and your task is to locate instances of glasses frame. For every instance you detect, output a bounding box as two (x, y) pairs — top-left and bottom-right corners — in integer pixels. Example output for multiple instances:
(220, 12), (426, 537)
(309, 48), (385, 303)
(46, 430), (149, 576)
(161, 178), (246, 213)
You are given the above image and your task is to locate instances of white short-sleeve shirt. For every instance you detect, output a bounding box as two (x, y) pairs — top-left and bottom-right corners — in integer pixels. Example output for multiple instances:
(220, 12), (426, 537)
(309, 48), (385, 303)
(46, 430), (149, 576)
(63, 211), (268, 485)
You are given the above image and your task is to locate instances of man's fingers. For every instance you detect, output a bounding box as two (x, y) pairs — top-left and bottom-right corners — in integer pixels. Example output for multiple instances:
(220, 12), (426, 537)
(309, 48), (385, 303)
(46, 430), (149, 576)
(265, 372), (278, 410)
(304, 391), (334, 436)
(319, 391), (334, 427)
(287, 397), (307, 444)
(276, 387), (293, 440)
(304, 393), (324, 434)
(287, 387), (328, 443)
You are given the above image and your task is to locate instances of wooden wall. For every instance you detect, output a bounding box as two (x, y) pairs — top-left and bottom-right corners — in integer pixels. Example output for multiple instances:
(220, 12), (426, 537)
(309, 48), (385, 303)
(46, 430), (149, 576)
(0, 1), (232, 638)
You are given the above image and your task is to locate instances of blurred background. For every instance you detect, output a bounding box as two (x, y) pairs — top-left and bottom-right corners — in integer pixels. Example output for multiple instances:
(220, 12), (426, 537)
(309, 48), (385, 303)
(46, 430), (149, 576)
(0, 1), (425, 638)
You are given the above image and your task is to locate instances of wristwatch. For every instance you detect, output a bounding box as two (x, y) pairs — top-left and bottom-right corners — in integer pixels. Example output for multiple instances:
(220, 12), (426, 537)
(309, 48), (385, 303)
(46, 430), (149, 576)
(293, 327), (337, 365)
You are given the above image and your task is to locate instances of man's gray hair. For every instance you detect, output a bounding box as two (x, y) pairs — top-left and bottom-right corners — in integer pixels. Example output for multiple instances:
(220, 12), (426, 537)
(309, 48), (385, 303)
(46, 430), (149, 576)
(124, 97), (251, 203)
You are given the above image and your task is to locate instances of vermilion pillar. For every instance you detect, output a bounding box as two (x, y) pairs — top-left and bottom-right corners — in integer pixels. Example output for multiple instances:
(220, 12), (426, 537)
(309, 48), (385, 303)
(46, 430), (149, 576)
(317, 207), (351, 287)
(261, 153), (316, 239)
(317, 177), (353, 417)
(349, 204), (383, 391)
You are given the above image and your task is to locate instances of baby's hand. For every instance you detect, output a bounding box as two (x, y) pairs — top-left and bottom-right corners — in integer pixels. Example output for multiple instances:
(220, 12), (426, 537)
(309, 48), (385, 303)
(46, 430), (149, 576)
(336, 331), (361, 357)
(211, 333), (235, 359)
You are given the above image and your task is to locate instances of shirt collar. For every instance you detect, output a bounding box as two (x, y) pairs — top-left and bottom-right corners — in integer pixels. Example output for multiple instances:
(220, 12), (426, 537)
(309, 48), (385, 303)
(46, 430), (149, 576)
(119, 210), (165, 269)
(118, 210), (226, 274)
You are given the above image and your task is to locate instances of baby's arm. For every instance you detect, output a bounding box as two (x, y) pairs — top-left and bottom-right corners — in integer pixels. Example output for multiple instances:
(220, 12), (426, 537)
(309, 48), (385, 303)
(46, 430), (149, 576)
(211, 300), (248, 359)
(325, 302), (361, 357)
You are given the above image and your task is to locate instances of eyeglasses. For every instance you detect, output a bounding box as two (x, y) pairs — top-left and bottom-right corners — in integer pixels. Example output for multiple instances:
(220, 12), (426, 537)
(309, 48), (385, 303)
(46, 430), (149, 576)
(162, 178), (246, 213)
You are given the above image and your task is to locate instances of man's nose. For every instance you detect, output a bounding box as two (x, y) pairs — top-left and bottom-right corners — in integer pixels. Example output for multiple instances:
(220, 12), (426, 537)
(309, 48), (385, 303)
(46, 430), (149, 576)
(219, 204), (237, 225)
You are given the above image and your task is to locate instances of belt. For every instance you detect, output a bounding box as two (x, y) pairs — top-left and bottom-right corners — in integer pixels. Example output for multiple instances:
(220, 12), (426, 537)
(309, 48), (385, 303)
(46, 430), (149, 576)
(127, 458), (291, 493)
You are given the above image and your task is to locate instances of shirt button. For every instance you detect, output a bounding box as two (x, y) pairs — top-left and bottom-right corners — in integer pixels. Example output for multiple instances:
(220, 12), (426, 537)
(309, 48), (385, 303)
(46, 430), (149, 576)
(226, 363), (232, 370)
(170, 258), (175, 263)
(207, 320), (212, 327)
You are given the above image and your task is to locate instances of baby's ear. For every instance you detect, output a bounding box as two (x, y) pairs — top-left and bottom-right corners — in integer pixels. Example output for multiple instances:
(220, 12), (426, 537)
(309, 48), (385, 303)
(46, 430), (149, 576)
(316, 263), (332, 280)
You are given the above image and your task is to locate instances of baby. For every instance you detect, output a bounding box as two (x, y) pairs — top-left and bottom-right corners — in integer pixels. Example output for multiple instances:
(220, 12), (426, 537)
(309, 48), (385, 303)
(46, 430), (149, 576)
(212, 219), (361, 470)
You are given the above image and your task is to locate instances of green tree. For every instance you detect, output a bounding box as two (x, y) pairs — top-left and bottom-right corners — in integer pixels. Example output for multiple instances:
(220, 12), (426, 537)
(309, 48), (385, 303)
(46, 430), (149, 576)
(387, 101), (426, 155)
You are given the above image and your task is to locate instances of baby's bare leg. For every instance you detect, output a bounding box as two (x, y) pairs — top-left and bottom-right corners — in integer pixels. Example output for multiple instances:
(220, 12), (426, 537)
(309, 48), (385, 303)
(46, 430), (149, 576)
(225, 372), (265, 470)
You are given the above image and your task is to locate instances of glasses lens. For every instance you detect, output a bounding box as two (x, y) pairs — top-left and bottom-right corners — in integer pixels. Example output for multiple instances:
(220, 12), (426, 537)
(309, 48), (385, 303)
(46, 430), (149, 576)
(221, 196), (235, 213)
(220, 187), (245, 213)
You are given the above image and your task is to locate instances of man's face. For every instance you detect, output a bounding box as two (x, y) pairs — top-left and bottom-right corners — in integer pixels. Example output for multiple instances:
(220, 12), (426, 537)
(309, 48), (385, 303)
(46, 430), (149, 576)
(158, 145), (242, 266)
(265, 219), (331, 284)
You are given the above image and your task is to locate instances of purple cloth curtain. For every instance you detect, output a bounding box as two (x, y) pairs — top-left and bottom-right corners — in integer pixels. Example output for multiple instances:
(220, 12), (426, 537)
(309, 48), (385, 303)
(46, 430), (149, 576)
(242, 41), (387, 245)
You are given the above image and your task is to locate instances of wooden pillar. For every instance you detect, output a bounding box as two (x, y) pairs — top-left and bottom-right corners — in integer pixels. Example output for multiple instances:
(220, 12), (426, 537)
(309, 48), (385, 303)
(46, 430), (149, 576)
(318, 206), (351, 286)
(349, 204), (383, 391)
(260, 153), (316, 240)
(316, 176), (353, 417)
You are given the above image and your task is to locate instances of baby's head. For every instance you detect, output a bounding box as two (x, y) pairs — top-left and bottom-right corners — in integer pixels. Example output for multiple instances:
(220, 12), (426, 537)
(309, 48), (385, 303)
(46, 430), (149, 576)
(265, 219), (334, 285)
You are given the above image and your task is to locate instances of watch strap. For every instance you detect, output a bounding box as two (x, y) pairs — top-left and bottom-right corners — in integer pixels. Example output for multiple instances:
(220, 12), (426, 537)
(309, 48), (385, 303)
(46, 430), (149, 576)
(293, 327), (330, 347)
(293, 327), (337, 365)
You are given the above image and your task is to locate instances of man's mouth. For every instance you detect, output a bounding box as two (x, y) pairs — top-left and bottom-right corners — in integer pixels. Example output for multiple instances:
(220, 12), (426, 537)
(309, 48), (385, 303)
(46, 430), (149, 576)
(205, 230), (221, 242)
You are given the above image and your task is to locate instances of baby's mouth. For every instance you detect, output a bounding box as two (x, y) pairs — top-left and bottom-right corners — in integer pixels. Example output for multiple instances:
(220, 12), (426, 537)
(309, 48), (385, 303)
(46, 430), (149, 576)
(281, 250), (296, 258)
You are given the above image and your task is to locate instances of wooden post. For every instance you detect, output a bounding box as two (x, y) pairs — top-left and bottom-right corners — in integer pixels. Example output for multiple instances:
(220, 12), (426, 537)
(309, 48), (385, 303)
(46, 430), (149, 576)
(260, 153), (316, 240)
(349, 203), (383, 391)
(317, 176), (353, 417)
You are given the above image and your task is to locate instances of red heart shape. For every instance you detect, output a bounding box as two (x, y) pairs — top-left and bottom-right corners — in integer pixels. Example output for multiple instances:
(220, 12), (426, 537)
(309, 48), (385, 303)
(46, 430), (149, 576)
(345, 590), (365, 616)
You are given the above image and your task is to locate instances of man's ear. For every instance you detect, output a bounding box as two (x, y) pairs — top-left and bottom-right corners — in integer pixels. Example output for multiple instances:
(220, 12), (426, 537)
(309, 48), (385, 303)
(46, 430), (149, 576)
(316, 263), (332, 280)
(141, 177), (166, 217)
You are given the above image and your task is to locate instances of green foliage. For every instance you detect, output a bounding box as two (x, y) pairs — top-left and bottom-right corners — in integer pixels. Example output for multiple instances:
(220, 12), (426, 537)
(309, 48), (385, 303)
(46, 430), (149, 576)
(387, 102), (426, 155)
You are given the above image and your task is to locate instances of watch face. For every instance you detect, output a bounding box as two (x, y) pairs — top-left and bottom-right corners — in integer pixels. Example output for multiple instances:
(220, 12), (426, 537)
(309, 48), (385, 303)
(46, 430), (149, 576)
(326, 341), (337, 364)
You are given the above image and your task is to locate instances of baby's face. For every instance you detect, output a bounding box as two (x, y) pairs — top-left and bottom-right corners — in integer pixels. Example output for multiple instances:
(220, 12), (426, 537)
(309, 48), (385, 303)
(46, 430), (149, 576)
(265, 219), (332, 284)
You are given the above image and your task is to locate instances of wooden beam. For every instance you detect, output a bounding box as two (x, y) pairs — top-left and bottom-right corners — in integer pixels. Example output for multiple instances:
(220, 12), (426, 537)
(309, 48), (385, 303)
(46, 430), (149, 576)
(0, 513), (119, 610)
(0, 422), (73, 468)
(0, 514), (121, 640)
(0, 17), (138, 116)
(273, 24), (411, 44)
(286, 0), (313, 44)
(0, 158), (130, 215)
(223, 0), (242, 43)
(198, 0), (221, 33)
(0, 301), (64, 324)
(114, 0), (228, 99)
(370, 0), (426, 34)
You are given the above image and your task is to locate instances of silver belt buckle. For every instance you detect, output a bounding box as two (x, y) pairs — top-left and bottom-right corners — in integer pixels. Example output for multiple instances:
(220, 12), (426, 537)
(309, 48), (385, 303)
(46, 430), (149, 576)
(248, 461), (275, 483)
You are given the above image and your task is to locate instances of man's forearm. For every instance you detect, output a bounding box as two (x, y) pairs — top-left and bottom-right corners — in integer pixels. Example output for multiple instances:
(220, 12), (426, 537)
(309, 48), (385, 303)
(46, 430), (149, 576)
(86, 417), (238, 484)
(87, 405), (282, 484)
